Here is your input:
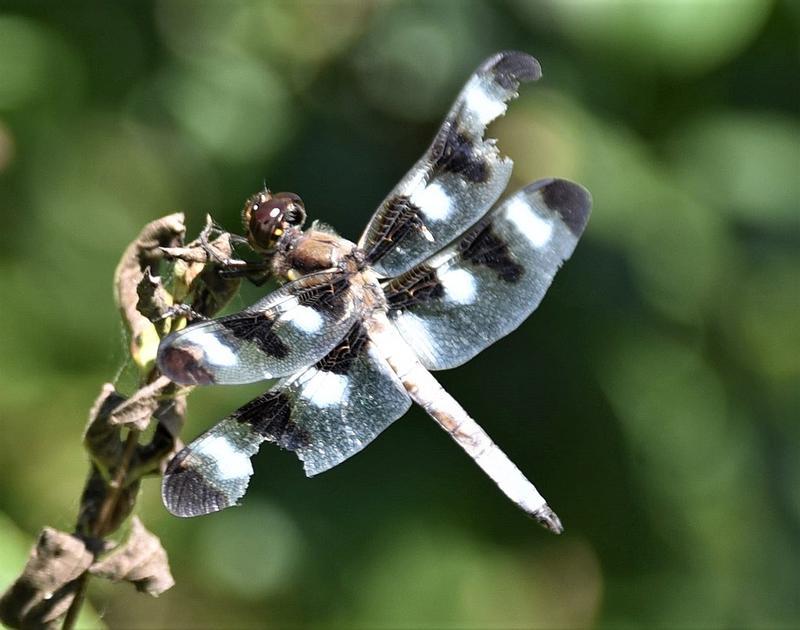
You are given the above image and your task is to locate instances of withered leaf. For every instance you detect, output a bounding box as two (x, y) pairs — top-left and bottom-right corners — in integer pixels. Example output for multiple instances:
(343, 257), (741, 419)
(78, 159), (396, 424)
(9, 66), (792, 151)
(109, 375), (173, 431)
(0, 528), (92, 629)
(152, 393), (187, 441)
(161, 215), (233, 264)
(192, 257), (243, 318)
(159, 244), (210, 265)
(76, 465), (141, 539)
(135, 395), (187, 477)
(115, 213), (186, 373)
(136, 268), (172, 324)
(167, 216), (242, 313)
(83, 383), (126, 470)
(89, 517), (174, 597)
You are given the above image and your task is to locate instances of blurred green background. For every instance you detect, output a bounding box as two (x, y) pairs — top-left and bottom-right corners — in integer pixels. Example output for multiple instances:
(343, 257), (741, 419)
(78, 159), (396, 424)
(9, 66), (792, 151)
(0, 0), (798, 628)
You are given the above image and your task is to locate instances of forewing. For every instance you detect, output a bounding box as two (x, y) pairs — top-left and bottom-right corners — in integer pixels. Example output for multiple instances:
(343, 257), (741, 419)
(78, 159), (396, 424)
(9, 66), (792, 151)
(162, 322), (411, 517)
(358, 51), (541, 277)
(382, 178), (592, 370)
(157, 272), (356, 385)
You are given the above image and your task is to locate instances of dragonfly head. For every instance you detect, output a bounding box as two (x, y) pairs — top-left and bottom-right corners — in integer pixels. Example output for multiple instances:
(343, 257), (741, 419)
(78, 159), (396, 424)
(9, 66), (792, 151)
(242, 189), (306, 252)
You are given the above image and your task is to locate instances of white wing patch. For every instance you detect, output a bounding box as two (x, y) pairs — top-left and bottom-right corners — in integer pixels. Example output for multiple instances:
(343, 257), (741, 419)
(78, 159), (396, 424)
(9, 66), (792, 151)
(410, 181), (452, 222)
(442, 268), (477, 305)
(283, 304), (324, 333)
(505, 197), (553, 248)
(463, 80), (507, 126)
(194, 435), (254, 481)
(301, 370), (349, 408)
(192, 329), (238, 366)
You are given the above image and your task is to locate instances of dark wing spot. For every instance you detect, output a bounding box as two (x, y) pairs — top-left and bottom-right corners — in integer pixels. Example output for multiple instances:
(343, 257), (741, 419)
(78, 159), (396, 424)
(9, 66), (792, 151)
(430, 122), (488, 183)
(233, 390), (310, 451)
(537, 179), (592, 237)
(162, 449), (230, 517)
(486, 51), (542, 90)
(314, 322), (368, 375)
(221, 313), (290, 358)
(296, 274), (351, 319)
(384, 264), (445, 310)
(364, 196), (427, 265)
(459, 222), (524, 283)
(158, 344), (216, 384)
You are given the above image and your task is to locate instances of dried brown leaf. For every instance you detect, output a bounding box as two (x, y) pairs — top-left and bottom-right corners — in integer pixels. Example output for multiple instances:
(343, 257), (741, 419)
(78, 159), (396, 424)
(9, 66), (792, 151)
(160, 215), (231, 262)
(115, 212), (185, 322)
(83, 383), (126, 470)
(168, 216), (240, 309)
(0, 528), (92, 629)
(136, 268), (172, 324)
(115, 213), (186, 371)
(76, 465), (141, 539)
(159, 245), (209, 264)
(140, 396), (187, 476)
(153, 392), (187, 440)
(109, 375), (173, 431)
(90, 517), (174, 597)
(192, 256), (242, 317)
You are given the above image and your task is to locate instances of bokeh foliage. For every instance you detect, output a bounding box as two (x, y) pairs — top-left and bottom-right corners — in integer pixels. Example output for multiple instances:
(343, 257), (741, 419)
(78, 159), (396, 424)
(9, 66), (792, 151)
(0, 0), (797, 627)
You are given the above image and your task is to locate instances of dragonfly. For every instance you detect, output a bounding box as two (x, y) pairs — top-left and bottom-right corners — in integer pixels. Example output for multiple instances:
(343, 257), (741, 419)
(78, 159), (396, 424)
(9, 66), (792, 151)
(157, 51), (591, 534)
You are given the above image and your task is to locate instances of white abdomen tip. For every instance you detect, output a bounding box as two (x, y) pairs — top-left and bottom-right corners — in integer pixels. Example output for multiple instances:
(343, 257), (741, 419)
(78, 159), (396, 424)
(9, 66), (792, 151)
(532, 504), (564, 534)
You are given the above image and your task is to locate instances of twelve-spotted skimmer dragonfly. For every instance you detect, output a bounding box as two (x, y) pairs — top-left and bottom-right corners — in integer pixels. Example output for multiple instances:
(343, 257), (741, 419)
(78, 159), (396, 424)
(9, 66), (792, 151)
(157, 51), (591, 533)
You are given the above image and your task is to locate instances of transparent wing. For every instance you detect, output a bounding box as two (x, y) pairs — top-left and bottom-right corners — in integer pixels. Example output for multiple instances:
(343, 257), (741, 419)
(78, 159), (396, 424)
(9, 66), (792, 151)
(382, 179), (592, 370)
(157, 271), (356, 385)
(161, 322), (412, 517)
(358, 51), (541, 277)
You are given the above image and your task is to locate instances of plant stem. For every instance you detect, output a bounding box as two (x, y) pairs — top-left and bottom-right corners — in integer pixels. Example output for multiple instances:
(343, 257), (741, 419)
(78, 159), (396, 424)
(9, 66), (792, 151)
(61, 429), (141, 630)
(60, 574), (88, 630)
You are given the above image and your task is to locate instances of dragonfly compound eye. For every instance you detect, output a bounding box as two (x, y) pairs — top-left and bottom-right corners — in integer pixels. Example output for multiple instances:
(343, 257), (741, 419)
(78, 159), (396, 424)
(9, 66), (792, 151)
(244, 191), (306, 251)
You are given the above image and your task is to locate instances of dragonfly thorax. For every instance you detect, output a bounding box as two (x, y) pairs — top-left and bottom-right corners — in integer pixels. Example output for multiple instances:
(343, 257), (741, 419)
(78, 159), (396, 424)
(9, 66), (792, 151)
(272, 227), (358, 282)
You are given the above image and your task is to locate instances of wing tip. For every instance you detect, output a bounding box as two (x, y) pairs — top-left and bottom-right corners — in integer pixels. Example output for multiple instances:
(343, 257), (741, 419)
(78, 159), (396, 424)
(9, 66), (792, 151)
(482, 51), (542, 90)
(529, 178), (592, 237)
(157, 333), (217, 385)
(161, 449), (234, 518)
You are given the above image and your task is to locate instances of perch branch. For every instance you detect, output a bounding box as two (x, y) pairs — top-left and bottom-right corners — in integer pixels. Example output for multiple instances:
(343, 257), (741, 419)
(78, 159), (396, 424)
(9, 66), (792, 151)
(0, 214), (243, 630)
